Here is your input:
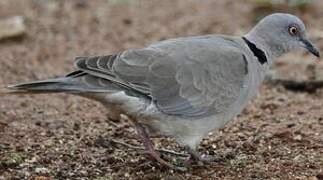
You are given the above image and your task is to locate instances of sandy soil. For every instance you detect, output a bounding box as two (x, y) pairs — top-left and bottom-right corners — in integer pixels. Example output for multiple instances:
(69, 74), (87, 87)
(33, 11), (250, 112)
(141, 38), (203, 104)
(0, 0), (322, 179)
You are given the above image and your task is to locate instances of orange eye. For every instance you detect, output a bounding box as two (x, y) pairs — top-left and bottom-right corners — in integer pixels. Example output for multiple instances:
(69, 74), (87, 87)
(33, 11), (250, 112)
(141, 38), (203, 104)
(289, 26), (298, 36)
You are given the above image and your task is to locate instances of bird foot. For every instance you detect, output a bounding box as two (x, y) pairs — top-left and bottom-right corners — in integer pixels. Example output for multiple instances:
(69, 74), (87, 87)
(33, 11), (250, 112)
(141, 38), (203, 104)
(143, 148), (187, 171)
(183, 146), (221, 166)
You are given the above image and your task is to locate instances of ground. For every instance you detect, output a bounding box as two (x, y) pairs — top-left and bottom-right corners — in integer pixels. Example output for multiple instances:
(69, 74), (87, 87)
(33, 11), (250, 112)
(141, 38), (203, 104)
(0, 0), (323, 179)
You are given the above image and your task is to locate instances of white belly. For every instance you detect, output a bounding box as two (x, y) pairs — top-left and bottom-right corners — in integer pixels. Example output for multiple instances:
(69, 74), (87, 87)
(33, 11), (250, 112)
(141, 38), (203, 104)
(96, 90), (248, 149)
(96, 67), (264, 149)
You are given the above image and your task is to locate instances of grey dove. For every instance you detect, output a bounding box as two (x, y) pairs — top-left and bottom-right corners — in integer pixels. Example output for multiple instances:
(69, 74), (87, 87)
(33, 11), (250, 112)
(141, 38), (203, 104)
(1, 13), (320, 170)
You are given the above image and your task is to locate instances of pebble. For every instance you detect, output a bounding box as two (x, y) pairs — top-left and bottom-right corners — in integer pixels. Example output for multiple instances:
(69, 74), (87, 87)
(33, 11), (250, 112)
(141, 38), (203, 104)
(0, 16), (26, 40)
(35, 167), (50, 174)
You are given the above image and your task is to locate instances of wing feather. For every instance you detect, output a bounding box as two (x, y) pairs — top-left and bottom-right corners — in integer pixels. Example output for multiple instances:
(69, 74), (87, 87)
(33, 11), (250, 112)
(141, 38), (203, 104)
(73, 36), (248, 118)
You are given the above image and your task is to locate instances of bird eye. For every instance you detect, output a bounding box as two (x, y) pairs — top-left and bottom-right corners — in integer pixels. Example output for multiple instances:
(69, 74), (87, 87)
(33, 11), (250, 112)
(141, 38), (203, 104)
(289, 26), (298, 36)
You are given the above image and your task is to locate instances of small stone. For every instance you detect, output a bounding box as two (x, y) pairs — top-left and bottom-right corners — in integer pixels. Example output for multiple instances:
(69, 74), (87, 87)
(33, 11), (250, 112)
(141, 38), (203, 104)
(35, 121), (42, 126)
(0, 16), (26, 41)
(316, 173), (323, 180)
(74, 0), (88, 8)
(35, 176), (50, 180)
(73, 122), (80, 131)
(293, 134), (302, 141)
(308, 177), (318, 180)
(35, 167), (50, 174)
(286, 123), (296, 128)
(297, 110), (305, 115)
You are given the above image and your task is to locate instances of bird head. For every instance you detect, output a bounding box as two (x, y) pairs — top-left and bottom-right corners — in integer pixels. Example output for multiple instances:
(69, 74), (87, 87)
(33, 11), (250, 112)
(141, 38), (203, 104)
(246, 13), (320, 59)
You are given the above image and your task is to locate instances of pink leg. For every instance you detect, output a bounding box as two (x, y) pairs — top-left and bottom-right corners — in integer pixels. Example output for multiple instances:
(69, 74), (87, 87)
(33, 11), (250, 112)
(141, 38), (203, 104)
(135, 124), (187, 171)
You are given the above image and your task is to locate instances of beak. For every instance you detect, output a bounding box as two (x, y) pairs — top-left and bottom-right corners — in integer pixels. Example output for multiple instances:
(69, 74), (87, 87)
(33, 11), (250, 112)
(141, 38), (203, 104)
(300, 37), (320, 58)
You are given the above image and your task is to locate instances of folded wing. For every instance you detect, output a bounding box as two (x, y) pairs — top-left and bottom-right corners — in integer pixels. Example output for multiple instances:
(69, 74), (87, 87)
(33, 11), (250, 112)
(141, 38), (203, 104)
(75, 36), (248, 118)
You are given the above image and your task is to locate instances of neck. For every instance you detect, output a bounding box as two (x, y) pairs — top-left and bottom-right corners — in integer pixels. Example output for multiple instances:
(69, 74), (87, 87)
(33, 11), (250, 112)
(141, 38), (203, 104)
(244, 33), (284, 65)
(242, 37), (267, 65)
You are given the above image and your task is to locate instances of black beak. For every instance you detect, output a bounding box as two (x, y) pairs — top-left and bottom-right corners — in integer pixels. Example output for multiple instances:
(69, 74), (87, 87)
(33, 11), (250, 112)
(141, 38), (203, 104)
(300, 38), (320, 58)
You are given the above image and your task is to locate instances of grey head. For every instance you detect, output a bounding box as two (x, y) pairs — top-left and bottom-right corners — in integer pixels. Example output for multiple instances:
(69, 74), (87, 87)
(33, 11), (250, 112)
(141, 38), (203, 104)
(245, 13), (320, 61)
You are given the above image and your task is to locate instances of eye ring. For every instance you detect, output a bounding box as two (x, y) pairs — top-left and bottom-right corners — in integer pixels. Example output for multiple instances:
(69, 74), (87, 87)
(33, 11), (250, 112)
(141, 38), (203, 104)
(289, 26), (298, 36)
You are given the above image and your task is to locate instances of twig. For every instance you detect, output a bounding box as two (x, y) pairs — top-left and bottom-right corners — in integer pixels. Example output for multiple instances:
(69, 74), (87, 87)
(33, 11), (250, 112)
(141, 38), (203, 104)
(265, 78), (323, 92)
(106, 119), (119, 127)
(109, 139), (189, 157)
(0, 121), (8, 126)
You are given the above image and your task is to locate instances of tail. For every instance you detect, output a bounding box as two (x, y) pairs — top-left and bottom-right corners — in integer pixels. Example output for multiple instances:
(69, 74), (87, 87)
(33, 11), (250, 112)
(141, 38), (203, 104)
(0, 73), (120, 96)
(0, 87), (18, 95)
(1, 77), (82, 95)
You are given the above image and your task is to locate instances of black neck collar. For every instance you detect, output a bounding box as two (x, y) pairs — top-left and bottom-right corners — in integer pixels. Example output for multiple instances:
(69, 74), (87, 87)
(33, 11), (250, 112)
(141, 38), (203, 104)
(242, 37), (267, 65)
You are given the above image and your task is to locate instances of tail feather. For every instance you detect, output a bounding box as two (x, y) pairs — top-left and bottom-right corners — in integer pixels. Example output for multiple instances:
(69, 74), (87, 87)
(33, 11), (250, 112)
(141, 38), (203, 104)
(2, 75), (122, 95)
(3, 78), (77, 94)
(0, 87), (16, 95)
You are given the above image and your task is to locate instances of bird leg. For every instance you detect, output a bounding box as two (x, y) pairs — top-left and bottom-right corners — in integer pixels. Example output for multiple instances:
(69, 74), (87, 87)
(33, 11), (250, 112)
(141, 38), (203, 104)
(134, 123), (187, 171)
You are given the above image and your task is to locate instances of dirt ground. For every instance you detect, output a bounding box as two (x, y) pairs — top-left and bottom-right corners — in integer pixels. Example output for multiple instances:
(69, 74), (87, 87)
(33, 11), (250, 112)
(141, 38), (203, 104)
(0, 0), (323, 179)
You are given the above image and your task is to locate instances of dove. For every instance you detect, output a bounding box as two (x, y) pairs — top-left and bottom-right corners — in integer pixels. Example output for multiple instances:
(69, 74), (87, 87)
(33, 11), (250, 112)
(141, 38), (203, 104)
(1, 13), (320, 170)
